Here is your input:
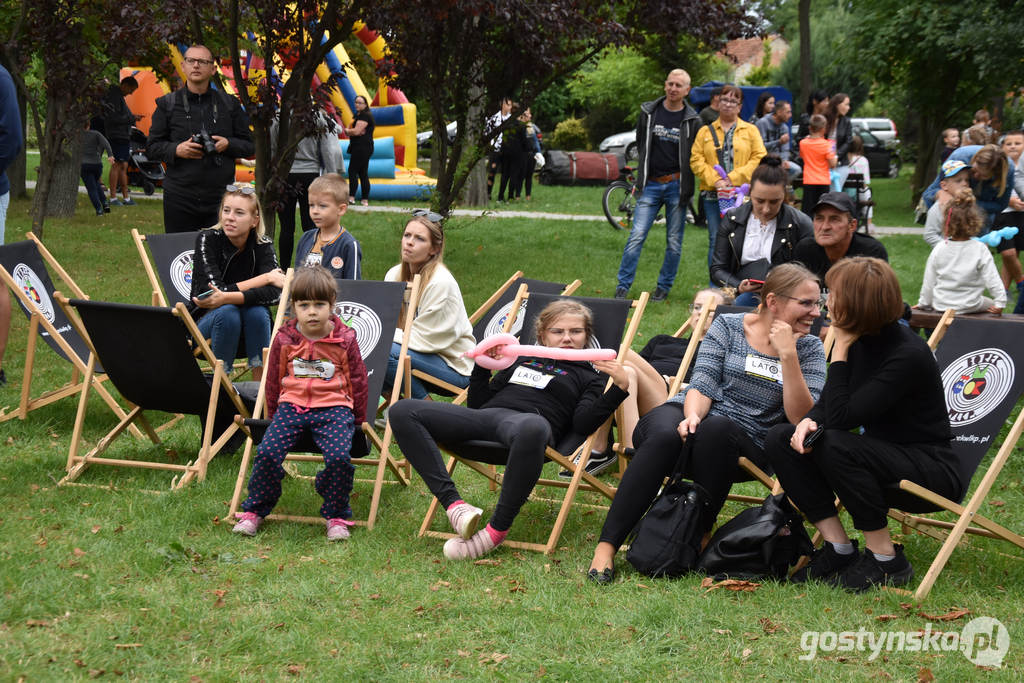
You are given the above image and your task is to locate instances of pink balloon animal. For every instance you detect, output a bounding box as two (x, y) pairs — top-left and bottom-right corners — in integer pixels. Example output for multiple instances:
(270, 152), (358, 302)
(464, 333), (617, 370)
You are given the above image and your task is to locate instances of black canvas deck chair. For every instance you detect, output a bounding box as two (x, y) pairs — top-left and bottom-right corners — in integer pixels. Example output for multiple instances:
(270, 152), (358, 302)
(405, 272), (581, 401)
(418, 287), (648, 554)
(0, 234), (133, 430)
(227, 275), (421, 530)
(131, 229), (198, 308)
(57, 297), (252, 490)
(884, 313), (1024, 600)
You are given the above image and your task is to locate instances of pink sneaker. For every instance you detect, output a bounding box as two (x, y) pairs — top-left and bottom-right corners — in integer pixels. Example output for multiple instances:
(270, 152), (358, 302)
(446, 502), (483, 540)
(232, 512), (262, 536)
(443, 528), (498, 560)
(326, 518), (354, 541)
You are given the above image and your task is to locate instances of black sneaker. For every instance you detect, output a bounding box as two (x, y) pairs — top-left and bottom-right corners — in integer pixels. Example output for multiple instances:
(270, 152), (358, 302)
(835, 544), (914, 592)
(614, 287), (629, 300)
(559, 449), (617, 479)
(651, 287), (669, 302)
(790, 540), (859, 583)
(0, 368), (6, 387)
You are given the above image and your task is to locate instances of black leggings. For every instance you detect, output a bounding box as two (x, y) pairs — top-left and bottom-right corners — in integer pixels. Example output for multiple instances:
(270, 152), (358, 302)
(486, 151), (501, 199)
(801, 184), (829, 216)
(162, 189), (220, 234)
(276, 172), (318, 266)
(389, 400), (553, 532)
(598, 403), (767, 548)
(764, 424), (963, 531)
(497, 151), (523, 201)
(348, 146), (372, 201)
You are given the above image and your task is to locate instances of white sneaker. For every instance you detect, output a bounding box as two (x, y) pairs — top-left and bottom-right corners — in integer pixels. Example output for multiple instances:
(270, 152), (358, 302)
(446, 502), (483, 539)
(326, 518), (353, 541)
(443, 529), (497, 560)
(232, 512), (262, 536)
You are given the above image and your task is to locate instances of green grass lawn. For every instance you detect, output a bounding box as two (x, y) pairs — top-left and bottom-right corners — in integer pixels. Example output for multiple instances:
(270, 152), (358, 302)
(2, 189), (1023, 679)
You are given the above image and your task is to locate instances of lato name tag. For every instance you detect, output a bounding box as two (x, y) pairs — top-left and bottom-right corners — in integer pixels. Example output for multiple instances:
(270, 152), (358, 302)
(293, 357), (335, 380)
(745, 354), (782, 384)
(509, 365), (554, 389)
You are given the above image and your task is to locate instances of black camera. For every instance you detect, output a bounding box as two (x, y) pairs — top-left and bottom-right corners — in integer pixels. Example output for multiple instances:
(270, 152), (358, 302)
(191, 129), (217, 156)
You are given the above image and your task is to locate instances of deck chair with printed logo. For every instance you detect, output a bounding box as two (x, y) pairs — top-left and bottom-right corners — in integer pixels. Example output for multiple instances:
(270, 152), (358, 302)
(0, 234), (134, 431)
(404, 272), (581, 402)
(418, 287), (648, 554)
(131, 229), (198, 308)
(227, 275), (421, 530)
(56, 296), (252, 490)
(881, 313), (1024, 600)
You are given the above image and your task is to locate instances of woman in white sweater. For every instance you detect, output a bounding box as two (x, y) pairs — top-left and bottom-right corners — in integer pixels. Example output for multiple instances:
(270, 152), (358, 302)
(916, 189), (1006, 314)
(384, 212), (475, 398)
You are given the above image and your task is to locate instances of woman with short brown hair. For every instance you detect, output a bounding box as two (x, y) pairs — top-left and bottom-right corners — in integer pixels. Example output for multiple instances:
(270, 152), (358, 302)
(764, 257), (964, 592)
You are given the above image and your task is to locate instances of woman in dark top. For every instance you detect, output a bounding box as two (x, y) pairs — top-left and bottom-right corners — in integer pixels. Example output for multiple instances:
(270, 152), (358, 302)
(190, 184), (285, 378)
(344, 95), (375, 206)
(764, 257), (964, 592)
(390, 300), (629, 561)
(710, 157), (813, 305)
(825, 93), (853, 164)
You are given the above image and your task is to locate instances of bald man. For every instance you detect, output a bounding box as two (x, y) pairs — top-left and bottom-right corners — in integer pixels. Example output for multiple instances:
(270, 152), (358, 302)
(615, 69), (700, 302)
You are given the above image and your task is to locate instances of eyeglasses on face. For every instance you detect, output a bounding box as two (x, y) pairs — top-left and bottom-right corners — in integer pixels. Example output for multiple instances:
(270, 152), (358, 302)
(412, 208), (444, 223)
(719, 98), (741, 106)
(184, 57), (215, 67)
(226, 184), (256, 195)
(777, 293), (825, 308)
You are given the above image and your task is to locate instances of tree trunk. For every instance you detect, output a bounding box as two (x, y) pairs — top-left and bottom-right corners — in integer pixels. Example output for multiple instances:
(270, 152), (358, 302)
(798, 0), (812, 108)
(911, 114), (944, 204)
(45, 134), (81, 216)
(464, 158), (488, 208)
(462, 82), (488, 208)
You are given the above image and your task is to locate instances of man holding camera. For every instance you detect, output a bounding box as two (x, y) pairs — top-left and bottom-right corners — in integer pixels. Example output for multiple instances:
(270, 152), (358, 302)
(147, 45), (253, 233)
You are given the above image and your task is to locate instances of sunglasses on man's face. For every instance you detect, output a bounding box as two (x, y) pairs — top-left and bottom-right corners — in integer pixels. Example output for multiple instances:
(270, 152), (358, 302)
(226, 184), (256, 195)
(412, 208), (444, 223)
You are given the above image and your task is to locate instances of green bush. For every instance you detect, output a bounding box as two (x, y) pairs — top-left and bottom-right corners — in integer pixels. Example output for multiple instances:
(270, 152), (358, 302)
(549, 117), (590, 151)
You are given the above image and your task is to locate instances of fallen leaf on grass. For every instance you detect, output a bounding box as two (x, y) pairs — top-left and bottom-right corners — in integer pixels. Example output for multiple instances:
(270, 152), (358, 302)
(703, 579), (761, 593)
(741, 648), (753, 659)
(210, 589), (226, 608)
(636, 583), (650, 589)
(114, 643), (142, 649)
(988, 500), (1005, 507)
(917, 667), (934, 682)
(473, 558), (501, 566)
(73, 658), (85, 667)
(899, 602), (915, 610)
(286, 664), (304, 675)
(758, 617), (781, 634)
(430, 580), (451, 591)
(457, 650), (470, 657)
(508, 580), (526, 593)
(712, 629), (732, 635)
(876, 615), (900, 622)
(26, 619), (51, 628)
(479, 652), (509, 665)
(369, 593), (381, 600)
(918, 608), (970, 622)
(89, 669), (105, 678)
(90, 525), (101, 534)
(72, 548), (87, 557)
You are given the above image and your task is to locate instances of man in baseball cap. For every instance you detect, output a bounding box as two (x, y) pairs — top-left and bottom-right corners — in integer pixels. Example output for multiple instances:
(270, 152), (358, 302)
(793, 191), (888, 281)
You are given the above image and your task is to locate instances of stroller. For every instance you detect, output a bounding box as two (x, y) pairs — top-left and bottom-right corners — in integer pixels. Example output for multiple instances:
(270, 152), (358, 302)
(126, 126), (165, 195)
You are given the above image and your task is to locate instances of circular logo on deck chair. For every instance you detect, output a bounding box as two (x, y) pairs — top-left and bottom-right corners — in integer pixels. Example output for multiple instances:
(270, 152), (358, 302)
(13, 263), (55, 322)
(334, 301), (382, 359)
(484, 300), (527, 337)
(169, 250), (194, 300)
(941, 348), (1015, 426)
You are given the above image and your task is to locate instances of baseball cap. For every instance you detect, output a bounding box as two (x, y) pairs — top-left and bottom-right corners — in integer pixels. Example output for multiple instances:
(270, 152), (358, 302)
(941, 159), (969, 179)
(812, 191), (856, 216)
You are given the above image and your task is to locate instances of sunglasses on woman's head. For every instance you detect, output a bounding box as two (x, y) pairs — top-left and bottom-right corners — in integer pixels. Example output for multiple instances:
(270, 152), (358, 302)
(412, 208), (444, 223)
(226, 184), (256, 195)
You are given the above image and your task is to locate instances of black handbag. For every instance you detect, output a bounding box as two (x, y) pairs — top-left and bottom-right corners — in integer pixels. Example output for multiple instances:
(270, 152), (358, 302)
(696, 492), (813, 580)
(626, 437), (710, 578)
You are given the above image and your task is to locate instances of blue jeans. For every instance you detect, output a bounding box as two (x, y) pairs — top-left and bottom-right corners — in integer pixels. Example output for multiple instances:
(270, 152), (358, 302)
(704, 197), (723, 283)
(733, 291), (760, 307)
(616, 179), (685, 292)
(196, 304), (271, 369)
(384, 342), (471, 400)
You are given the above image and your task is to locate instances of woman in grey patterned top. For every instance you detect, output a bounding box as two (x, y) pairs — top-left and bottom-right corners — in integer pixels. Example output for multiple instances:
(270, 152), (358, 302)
(588, 262), (827, 583)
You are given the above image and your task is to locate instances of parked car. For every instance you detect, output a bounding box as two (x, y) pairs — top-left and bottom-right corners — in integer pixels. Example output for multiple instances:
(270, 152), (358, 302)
(854, 129), (901, 178)
(851, 117), (899, 145)
(598, 130), (638, 162)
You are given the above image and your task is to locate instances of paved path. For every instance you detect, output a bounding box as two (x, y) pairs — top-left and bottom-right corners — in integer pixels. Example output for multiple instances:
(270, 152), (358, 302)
(46, 180), (926, 235)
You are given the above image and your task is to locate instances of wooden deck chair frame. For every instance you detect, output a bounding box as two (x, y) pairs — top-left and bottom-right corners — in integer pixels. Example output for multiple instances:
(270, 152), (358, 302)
(884, 310), (1024, 600)
(0, 233), (137, 434)
(406, 272), (581, 404)
(227, 273), (423, 530)
(418, 285), (649, 554)
(56, 295), (252, 490)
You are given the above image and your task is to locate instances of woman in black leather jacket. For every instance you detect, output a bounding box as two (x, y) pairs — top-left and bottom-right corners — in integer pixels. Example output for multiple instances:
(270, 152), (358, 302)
(709, 157), (813, 305)
(825, 93), (853, 164)
(189, 184), (284, 378)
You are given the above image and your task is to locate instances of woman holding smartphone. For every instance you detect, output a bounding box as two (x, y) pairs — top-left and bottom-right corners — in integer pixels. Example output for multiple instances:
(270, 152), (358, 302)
(764, 257), (964, 591)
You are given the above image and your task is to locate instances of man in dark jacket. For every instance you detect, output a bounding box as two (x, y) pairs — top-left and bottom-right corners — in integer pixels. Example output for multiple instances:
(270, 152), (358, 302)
(615, 69), (700, 302)
(102, 76), (139, 206)
(147, 45), (254, 233)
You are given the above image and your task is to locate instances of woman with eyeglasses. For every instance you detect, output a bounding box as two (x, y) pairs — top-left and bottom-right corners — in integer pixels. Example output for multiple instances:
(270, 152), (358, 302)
(382, 212), (475, 399)
(690, 84), (767, 278)
(344, 95), (375, 206)
(764, 257), (963, 591)
(587, 262), (826, 584)
(190, 184), (285, 379)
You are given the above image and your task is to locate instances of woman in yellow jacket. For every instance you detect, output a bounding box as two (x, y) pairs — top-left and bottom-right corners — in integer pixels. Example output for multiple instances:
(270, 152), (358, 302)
(691, 84), (767, 281)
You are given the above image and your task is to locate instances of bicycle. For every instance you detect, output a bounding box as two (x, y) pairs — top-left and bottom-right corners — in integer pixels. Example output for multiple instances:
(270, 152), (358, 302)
(601, 168), (662, 230)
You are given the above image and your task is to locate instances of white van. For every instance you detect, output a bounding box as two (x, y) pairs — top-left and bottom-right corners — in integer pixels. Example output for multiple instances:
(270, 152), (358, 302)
(852, 118), (899, 145)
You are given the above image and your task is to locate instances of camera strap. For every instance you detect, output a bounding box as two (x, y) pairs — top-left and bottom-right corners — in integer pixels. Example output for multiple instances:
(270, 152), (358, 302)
(180, 88), (219, 129)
